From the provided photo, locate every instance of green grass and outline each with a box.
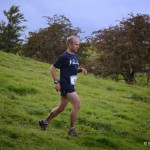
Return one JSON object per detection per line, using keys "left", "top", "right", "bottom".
{"left": 0, "top": 51, "right": 150, "bottom": 150}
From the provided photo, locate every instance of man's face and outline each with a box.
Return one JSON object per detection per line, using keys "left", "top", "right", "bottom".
{"left": 69, "top": 38, "right": 80, "bottom": 53}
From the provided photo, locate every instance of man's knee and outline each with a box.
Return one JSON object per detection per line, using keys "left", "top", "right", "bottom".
{"left": 74, "top": 101, "right": 81, "bottom": 110}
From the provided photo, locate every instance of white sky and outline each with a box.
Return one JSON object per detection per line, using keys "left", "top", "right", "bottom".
{"left": 1, "top": 0, "right": 150, "bottom": 38}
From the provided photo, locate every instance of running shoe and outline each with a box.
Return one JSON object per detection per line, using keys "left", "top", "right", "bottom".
{"left": 68, "top": 128, "right": 78, "bottom": 136}
{"left": 39, "top": 120, "right": 48, "bottom": 130}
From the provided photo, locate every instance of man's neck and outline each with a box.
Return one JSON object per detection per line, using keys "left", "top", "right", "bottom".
{"left": 67, "top": 49, "right": 75, "bottom": 55}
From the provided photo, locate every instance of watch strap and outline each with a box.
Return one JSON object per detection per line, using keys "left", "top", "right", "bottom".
{"left": 54, "top": 80, "right": 59, "bottom": 84}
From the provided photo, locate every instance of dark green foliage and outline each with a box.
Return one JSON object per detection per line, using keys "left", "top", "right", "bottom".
{"left": 78, "top": 117, "right": 112, "bottom": 131}
{"left": 131, "top": 93, "right": 150, "bottom": 103}
{"left": 81, "top": 136, "right": 120, "bottom": 149}
{"left": 106, "top": 86, "right": 114, "bottom": 91}
{"left": 115, "top": 114, "right": 130, "bottom": 120}
{"left": 0, "top": 5, "right": 26, "bottom": 53}
{"left": 8, "top": 85, "right": 38, "bottom": 96}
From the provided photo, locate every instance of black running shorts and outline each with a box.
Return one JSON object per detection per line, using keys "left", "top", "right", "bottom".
{"left": 61, "top": 85, "right": 75, "bottom": 97}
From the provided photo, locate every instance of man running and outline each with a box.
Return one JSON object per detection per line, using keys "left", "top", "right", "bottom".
{"left": 39, "top": 35, "right": 87, "bottom": 136}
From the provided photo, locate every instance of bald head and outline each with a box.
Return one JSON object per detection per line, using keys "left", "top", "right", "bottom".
{"left": 66, "top": 35, "right": 80, "bottom": 53}
{"left": 66, "top": 36, "right": 79, "bottom": 46}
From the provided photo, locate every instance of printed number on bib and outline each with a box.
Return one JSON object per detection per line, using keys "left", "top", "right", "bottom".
{"left": 70, "top": 75, "right": 77, "bottom": 85}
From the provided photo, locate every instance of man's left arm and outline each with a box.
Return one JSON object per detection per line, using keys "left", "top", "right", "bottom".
{"left": 78, "top": 67, "right": 87, "bottom": 75}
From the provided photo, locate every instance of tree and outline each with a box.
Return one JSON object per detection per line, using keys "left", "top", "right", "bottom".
{"left": 24, "top": 14, "right": 82, "bottom": 63}
{"left": 0, "top": 5, "right": 26, "bottom": 52}
{"left": 92, "top": 14, "right": 150, "bottom": 84}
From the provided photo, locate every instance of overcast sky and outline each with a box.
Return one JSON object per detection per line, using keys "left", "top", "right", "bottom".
{"left": 1, "top": 0, "right": 150, "bottom": 38}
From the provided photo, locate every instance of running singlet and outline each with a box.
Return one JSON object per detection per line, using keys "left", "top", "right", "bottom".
{"left": 53, "top": 51, "right": 79, "bottom": 86}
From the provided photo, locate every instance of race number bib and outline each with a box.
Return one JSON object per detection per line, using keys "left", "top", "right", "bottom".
{"left": 70, "top": 75, "right": 77, "bottom": 85}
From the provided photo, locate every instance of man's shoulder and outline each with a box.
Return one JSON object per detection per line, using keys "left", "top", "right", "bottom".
{"left": 59, "top": 51, "right": 78, "bottom": 59}
{"left": 59, "top": 51, "right": 69, "bottom": 58}
{"left": 61, "top": 51, "right": 68, "bottom": 56}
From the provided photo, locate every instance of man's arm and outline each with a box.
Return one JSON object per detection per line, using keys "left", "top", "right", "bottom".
{"left": 50, "top": 65, "right": 61, "bottom": 92}
{"left": 78, "top": 67, "right": 87, "bottom": 75}
{"left": 50, "top": 65, "right": 59, "bottom": 81}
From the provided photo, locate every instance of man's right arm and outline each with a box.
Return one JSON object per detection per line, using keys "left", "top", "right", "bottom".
{"left": 50, "top": 65, "right": 59, "bottom": 81}
{"left": 50, "top": 65, "right": 61, "bottom": 92}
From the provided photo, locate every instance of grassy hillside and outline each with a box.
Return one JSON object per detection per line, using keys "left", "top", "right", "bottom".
{"left": 0, "top": 51, "right": 150, "bottom": 150}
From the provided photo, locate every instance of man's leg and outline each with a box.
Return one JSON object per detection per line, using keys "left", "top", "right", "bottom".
{"left": 39, "top": 96, "right": 69, "bottom": 130}
{"left": 45, "top": 96, "right": 69, "bottom": 123}
{"left": 67, "top": 92, "right": 81, "bottom": 129}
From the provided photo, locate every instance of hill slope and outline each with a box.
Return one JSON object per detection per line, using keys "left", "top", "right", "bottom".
{"left": 0, "top": 51, "right": 150, "bottom": 150}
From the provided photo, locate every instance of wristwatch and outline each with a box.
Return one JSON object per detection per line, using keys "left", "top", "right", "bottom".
{"left": 54, "top": 80, "right": 59, "bottom": 84}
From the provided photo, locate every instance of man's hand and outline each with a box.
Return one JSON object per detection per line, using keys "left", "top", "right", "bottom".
{"left": 55, "top": 83, "right": 61, "bottom": 92}
{"left": 78, "top": 67, "right": 87, "bottom": 75}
